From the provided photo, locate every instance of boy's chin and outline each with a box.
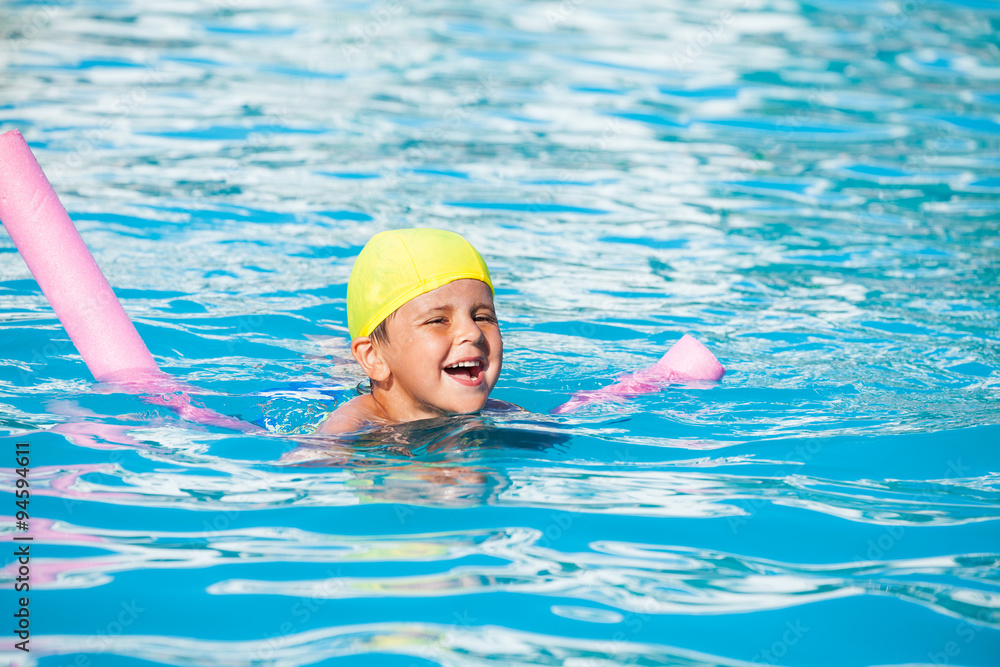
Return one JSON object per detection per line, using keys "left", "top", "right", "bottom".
{"left": 439, "top": 395, "right": 489, "bottom": 416}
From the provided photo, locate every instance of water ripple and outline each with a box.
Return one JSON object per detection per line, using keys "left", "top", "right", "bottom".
{"left": 2, "top": 0, "right": 999, "bottom": 663}
{"left": 30, "top": 623, "right": 763, "bottom": 667}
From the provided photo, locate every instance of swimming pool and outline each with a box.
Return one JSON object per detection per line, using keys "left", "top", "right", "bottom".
{"left": 1, "top": 0, "right": 999, "bottom": 664}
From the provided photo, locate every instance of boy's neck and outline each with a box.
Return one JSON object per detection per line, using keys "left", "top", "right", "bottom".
{"left": 369, "top": 384, "right": 447, "bottom": 423}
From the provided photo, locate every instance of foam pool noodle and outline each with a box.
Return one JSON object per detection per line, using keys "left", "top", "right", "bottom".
{"left": 0, "top": 130, "right": 161, "bottom": 383}
{"left": 0, "top": 129, "right": 257, "bottom": 432}
{"left": 552, "top": 334, "right": 726, "bottom": 414}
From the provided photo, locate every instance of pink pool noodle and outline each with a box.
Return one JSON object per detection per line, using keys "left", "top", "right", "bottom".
{"left": 0, "top": 129, "right": 259, "bottom": 432}
{"left": 0, "top": 129, "right": 160, "bottom": 382}
{"left": 553, "top": 334, "right": 726, "bottom": 414}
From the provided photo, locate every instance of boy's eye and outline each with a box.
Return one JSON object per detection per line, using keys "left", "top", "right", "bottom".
{"left": 474, "top": 314, "right": 497, "bottom": 323}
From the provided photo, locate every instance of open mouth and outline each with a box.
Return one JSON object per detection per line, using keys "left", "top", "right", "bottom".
{"left": 443, "top": 359, "right": 485, "bottom": 386}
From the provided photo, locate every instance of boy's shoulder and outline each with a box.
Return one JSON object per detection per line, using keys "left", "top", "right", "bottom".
{"left": 315, "top": 394, "right": 384, "bottom": 435}
{"left": 315, "top": 396, "right": 526, "bottom": 436}
{"left": 483, "top": 398, "right": 525, "bottom": 414}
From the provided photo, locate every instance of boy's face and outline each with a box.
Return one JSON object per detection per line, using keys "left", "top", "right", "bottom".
{"left": 375, "top": 279, "right": 502, "bottom": 419}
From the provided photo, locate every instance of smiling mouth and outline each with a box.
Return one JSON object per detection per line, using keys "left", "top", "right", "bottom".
{"left": 443, "top": 359, "right": 485, "bottom": 386}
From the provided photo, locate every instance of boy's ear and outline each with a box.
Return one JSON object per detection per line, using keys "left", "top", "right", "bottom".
{"left": 350, "top": 337, "right": 390, "bottom": 383}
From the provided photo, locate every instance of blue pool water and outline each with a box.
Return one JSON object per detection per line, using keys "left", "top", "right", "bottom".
{"left": 2, "top": 0, "right": 999, "bottom": 665}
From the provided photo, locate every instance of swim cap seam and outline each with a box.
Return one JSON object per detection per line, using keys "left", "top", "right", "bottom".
{"left": 400, "top": 234, "right": 422, "bottom": 289}
{"left": 359, "top": 233, "right": 421, "bottom": 338}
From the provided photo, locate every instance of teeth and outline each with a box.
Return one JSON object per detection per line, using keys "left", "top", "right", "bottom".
{"left": 446, "top": 360, "right": 480, "bottom": 369}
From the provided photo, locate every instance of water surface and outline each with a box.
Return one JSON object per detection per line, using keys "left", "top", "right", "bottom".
{"left": 1, "top": 0, "right": 999, "bottom": 665}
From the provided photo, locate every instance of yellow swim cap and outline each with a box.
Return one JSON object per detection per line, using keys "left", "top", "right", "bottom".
{"left": 347, "top": 228, "right": 493, "bottom": 339}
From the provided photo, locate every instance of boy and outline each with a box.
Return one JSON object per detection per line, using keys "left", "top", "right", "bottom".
{"left": 316, "top": 228, "right": 506, "bottom": 435}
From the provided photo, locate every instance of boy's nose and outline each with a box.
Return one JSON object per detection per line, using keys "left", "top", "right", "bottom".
{"left": 455, "top": 315, "right": 485, "bottom": 344}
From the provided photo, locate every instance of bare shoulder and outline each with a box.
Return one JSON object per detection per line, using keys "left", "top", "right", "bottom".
{"left": 483, "top": 398, "right": 528, "bottom": 414}
{"left": 315, "top": 394, "right": 384, "bottom": 435}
